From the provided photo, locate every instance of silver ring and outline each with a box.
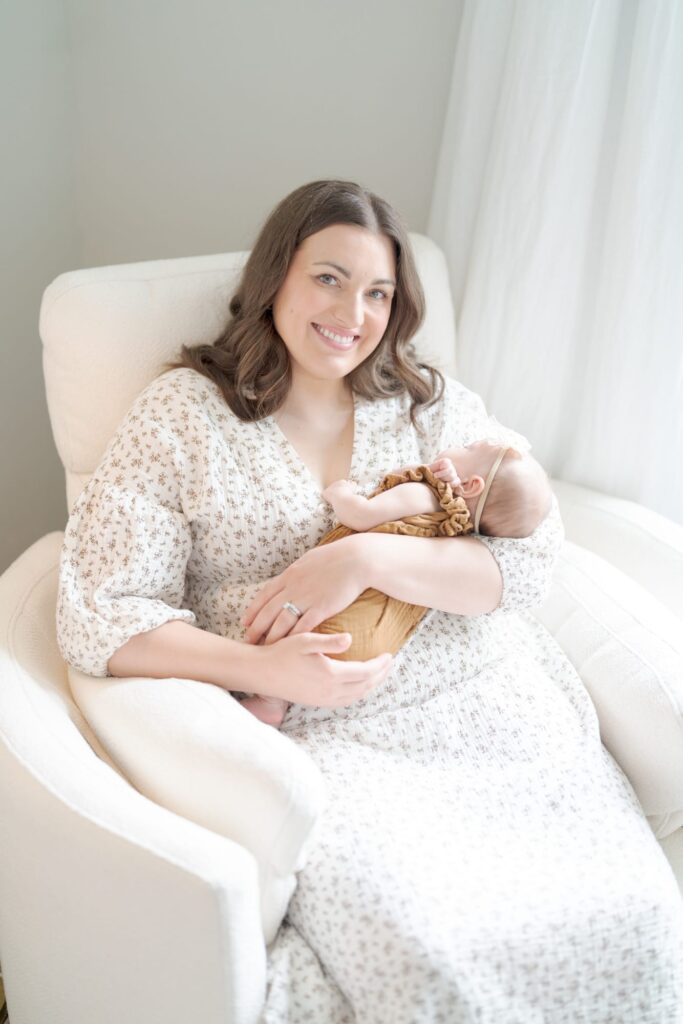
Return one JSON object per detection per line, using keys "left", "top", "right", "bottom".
{"left": 282, "top": 600, "right": 303, "bottom": 618}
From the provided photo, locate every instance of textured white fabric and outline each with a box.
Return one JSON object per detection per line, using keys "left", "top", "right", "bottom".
{"left": 265, "top": 379, "right": 683, "bottom": 1022}
{"left": 56, "top": 367, "right": 683, "bottom": 1022}
{"left": 0, "top": 534, "right": 266, "bottom": 1024}
{"left": 67, "top": 665, "right": 327, "bottom": 944}
{"left": 429, "top": 0, "right": 683, "bottom": 524}
{"left": 552, "top": 479, "right": 683, "bottom": 621}
{"left": 535, "top": 540, "right": 683, "bottom": 836}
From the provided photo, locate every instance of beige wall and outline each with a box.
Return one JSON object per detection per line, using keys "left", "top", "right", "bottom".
{"left": 1, "top": 0, "right": 462, "bottom": 572}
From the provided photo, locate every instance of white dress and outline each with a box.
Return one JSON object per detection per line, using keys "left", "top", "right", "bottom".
{"left": 57, "top": 367, "right": 683, "bottom": 1023}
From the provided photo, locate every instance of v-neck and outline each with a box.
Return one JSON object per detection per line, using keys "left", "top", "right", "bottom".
{"left": 264, "top": 390, "right": 365, "bottom": 499}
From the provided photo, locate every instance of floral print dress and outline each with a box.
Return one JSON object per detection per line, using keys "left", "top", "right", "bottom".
{"left": 57, "top": 368, "right": 683, "bottom": 1023}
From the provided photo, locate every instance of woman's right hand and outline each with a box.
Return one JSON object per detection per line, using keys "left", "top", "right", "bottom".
{"left": 252, "top": 631, "right": 393, "bottom": 708}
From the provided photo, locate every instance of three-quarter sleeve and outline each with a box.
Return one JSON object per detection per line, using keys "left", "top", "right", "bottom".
{"left": 434, "top": 377, "right": 565, "bottom": 614}
{"left": 475, "top": 496, "right": 564, "bottom": 613}
{"left": 57, "top": 379, "right": 199, "bottom": 677}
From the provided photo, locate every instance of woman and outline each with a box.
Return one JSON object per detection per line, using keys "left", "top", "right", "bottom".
{"left": 57, "top": 180, "right": 683, "bottom": 1022}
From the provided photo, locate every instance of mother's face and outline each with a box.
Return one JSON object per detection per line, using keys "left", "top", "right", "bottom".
{"left": 272, "top": 223, "right": 397, "bottom": 385}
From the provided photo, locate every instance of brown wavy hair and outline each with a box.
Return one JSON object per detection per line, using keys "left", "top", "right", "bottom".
{"left": 166, "top": 179, "right": 444, "bottom": 430}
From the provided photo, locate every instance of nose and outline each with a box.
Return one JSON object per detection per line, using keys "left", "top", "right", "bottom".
{"left": 332, "top": 290, "right": 364, "bottom": 330}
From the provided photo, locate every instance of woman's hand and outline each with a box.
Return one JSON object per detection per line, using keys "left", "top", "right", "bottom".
{"left": 252, "top": 631, "right": 393, "bottom": 707}
{"left": 243, "top": 534, "right": 368, "bottom": 645}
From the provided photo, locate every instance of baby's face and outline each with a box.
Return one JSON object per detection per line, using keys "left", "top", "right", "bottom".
{"left": 440, "top": 441, "right": 502, "bottom": 483}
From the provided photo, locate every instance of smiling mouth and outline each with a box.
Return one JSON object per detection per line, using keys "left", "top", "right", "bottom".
{"left": 312, "top": 323, "right": 360, "bottom": 348}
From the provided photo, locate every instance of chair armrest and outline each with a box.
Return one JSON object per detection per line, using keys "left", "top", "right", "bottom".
{"left": 551, "top": 478, "right": 683, "bottom": 620}
{"left": 68, "top": 665, "right": 327, "bottom": 944}
{"left": 534, "top": 540, "right": 683, "bottom": 840}
{"left": 0, "top": 534, "right": 266, "bottom": 1024}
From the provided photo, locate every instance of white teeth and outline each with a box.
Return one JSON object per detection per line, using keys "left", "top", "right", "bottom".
{"left": 315, "top": 324, "right": 357, "bottom": 346}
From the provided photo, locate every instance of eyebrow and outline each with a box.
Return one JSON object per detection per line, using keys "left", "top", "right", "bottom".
{"left": 312, "top": 261, "right": 396, "bottom": 288}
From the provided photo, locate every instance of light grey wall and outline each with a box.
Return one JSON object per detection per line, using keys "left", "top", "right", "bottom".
{"left": 67, "top": 0, "right": 463, "bottom": 265}
{"left": 1, "top": 1, "right": 80, "bottom": 573}
{"left": 1, "top": 0, "right": 462, "bottom": 572}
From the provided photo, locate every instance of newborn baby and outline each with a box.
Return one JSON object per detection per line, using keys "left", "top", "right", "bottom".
{"left": 242, "top": 439, "right": 552, "bottom": 727}
{"left": 324, "top": 440, "right": 551, "bottom": 539}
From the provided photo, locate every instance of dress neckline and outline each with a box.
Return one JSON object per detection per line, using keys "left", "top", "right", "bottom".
{"left": 264, "top": 390, "right": 365, "bottom": 499}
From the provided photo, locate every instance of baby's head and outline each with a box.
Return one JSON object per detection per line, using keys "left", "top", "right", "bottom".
{"left": 444, "top": 441, "right": 552, "bottom": 539}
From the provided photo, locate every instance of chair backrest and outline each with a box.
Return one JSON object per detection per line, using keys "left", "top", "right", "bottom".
{"left": 40, "top": 234, "right": 456, "bottom": 510}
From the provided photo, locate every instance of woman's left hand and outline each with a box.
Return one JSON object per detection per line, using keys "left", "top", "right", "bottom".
{"left": 242, "top": 534, "right": 370, "bottom": 645}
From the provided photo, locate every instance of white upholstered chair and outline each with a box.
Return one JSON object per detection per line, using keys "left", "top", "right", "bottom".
{"left": 1, "top": 235, "right": 682, "bottom": 1024}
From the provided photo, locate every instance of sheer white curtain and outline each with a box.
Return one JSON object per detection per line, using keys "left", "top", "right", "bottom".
{"left": 429, "top": 0, "right": 683, "bottom": 524}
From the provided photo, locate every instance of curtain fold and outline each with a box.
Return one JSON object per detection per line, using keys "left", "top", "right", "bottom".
{"left": 429, "top": 0, "right": 682, "bottom": 523}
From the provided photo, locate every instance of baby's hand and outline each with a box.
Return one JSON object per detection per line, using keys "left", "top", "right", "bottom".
{"left": 429, "top": 456, "right": 461, "bottom": 487}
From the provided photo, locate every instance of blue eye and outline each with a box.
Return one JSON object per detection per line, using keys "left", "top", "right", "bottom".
{"left": 369, "top": 288, "right": 389, "bottom": 301}
{"left": 317, "top": 273, "right": 337, "bottom": 285}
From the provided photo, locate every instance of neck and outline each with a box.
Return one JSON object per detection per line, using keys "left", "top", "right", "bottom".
{"left": 278, "top": 373, "right": 353, "bottom": 423}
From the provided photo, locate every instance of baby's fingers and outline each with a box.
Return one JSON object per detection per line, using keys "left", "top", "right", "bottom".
{"left": 431, "top": 458, "right": 460, "bottom": 485}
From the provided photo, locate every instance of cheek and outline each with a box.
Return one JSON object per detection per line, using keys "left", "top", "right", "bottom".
{"left": 282, "top": 286, "right": 320, "bottom": 324}
{"left": 374, "top": 306, "right": 392, "bottom": 337}
{"left": 273, "top": 286, "right": 303, "bottom": 329}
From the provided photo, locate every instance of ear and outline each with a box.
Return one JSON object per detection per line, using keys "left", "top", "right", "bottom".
{"left": 456, "top": 475, "right": 485, "bottom": 499}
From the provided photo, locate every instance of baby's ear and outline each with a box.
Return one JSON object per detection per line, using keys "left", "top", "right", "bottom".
{"left": 458, "top": 475, "right": 485, "bottom": 498}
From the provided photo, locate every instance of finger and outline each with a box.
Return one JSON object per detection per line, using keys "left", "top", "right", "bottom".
{"left": 333, "top": 660, "right": 394, "bottom": 706}
{"left": 242, "top": 576, "right": 284, "bottom": 628}
{"left": 287, "top": 612, "right": 328, "bottom": 638}
{"left": 262, "top": 606, "right": 305, "bottom": 646}
{"left": 289, "top": 607, "right": 332, "bottom": 636}
{"left": 360, "top": 659, "right": 394, "bottom": 692}
{"left": 299, "top": 631, "right": 352, "bottom": 652}
{"left": 245, "top": 592, "right": 290, "bottom": 643}
{"left": 325, "top": 651, "right": 393, "bottom": 683}
{"left": 434, "top": 465, "right": 459, "bottom": 481}
{"left": 347, "top": 655, "right": 393, "bottom": 686}
{"left": 243, "top": 595, "right": 277, "bottom": 631}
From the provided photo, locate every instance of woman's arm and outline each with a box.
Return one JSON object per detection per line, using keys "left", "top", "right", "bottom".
{"left": 357, "top": 493, "right": 564, "bottom": 618}
{"left": 243, "top": 530, "right": 503, "bottom": 646}
{"left": 108, "top": 618, "right": 392, "bottom": 708}
{"left": 107, "top": 620, "right": 254, "bottom": 688}
{"left": 357, "top": 533, "right": 503, "bottom": 616}
{"left": 244, "top": 496, "right": 564, "bottom": 643}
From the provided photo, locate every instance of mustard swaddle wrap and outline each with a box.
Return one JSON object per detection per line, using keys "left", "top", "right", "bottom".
{"left": 314, "top": 465, "right": 473, "bottom": 660}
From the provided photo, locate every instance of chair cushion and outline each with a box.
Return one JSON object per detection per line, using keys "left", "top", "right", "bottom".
{"left": 534, "top": 540, "right": 683, "bottom": 838}
{"left": 68, "top": 666, "right": 327, "bottom": 943}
